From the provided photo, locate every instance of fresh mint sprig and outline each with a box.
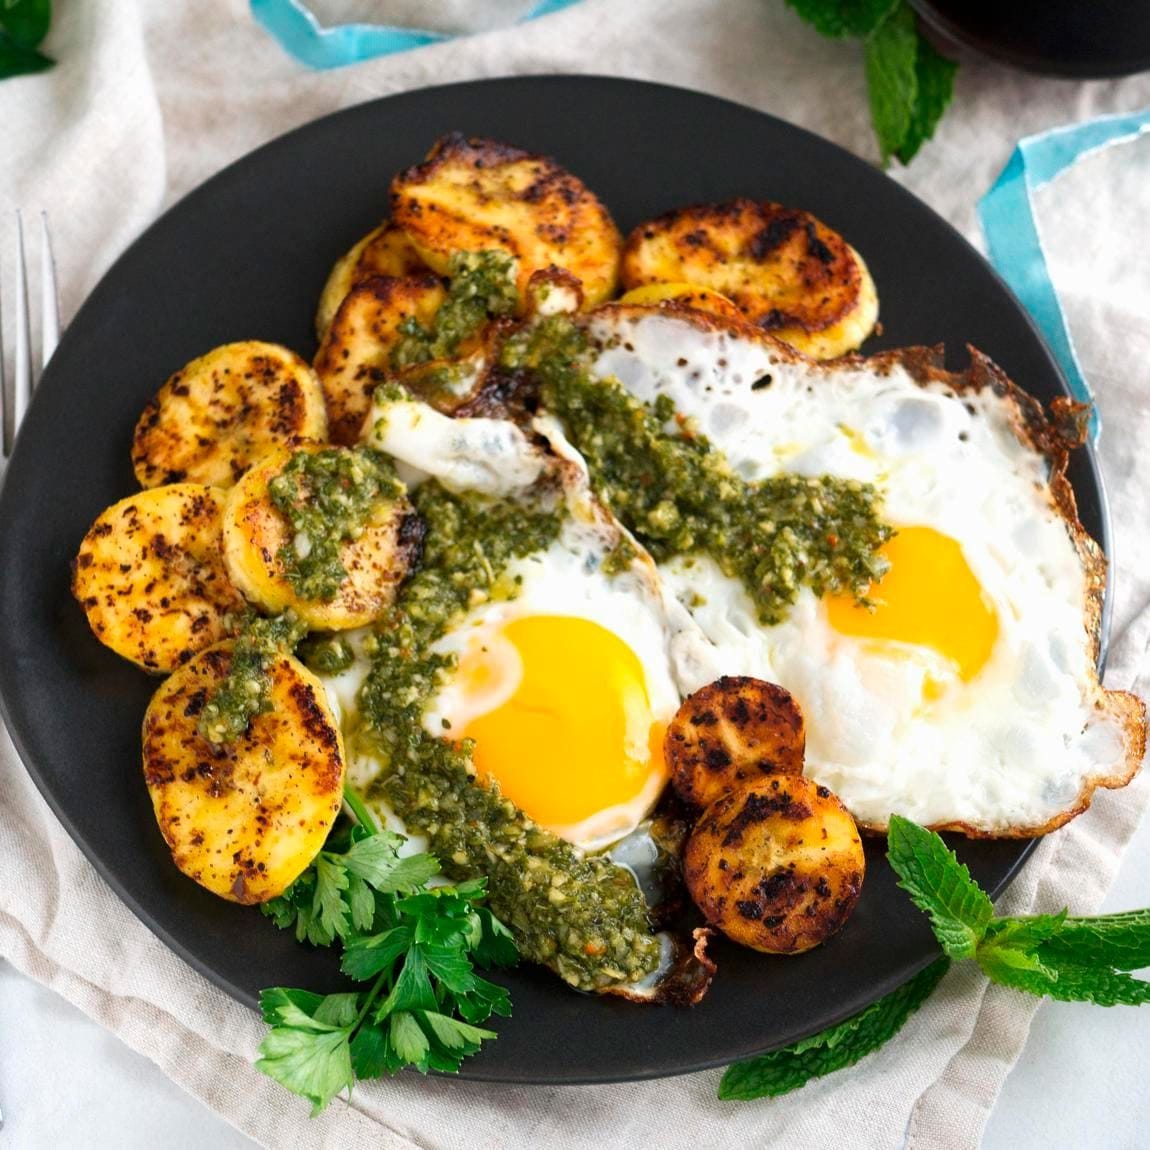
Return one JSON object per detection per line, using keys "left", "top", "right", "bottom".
{"left": 0, "top": 0, "right": 54, "bottom": 80}
{"left": 722, "top": 815, "right": 1150, "bottom": 1101}
{"left": 888, "top": 815, "right": 1150, "bottom": 1007}
{"left": 719, "top": 955, "right": 950, "bottom": 1100}
{"left": 256, "top": 789, "right": 518, "bottom": 1113}
{"left": 786, "top": 0, "right": 958, "bottom": 166}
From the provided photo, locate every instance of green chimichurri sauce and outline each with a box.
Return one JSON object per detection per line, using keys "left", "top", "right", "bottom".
{"left": 358, "top": 481, "right": 664, "bottom": 990}
{"left": 297, "top": 633, "right": 356, "bottom": 676}
{"left": 502, "top": 316, "right": 892, "bottom": 624}
{"left": 268, "top": 446, "right": 404, "bottom": 603}
{"left": 196, "top": 611, "right": 307, "bottom": 744}
{"left": 391, "top": 250, "right": 519, "bottom": 370}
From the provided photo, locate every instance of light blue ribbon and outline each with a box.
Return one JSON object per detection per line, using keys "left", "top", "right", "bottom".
{"left": 978, "top": 108, "right": 1150, "bottom": 444}
{"left": 250, "top": 0, "right": 583, "bottom": 69}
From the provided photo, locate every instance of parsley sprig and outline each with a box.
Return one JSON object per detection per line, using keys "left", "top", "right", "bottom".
{"left": 256, "top": 789, "right": 518, "bottom": 1113}
{"left": 786, "top": 0, "right": 958, "bottom": 166}
{"left": 722, "top": 815, "right": 1150, "bottom": 1100}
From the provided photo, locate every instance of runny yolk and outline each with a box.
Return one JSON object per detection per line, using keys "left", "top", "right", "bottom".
{"left": 825, "top": 526, "right": 999, "bottom": 682}
{"left": 458, "top": 615, "right": 666, "bottom": 829}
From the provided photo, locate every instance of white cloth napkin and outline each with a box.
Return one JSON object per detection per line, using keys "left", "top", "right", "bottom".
{"left": 2, "top": 2, "right": 1149, "bottom": 1146}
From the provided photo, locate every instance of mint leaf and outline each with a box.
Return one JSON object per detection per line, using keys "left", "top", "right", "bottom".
{"left": 719, "top": 957, "right": 949, "bottom": 1100}
{"left": 982, "top": 951, "right": 1150, "bottom": 1007}
{"left": 0, "top": 36, "right": 50, "bottom": 77}
{"left": 1038, "top": 909, "right": 1150, "bottom": 971}
{"left": 864, "top": 2, "right": 919, "bottom": 166}
{"left": 886, "top": 815, "right": 994, "bottom": 959}
{"left": 785, "top": 0, "right": 898, "bottom": 38}
{"left": 0, "top": 0, "right": 50, "bottom": 47}
{"left": 896, "top": 32, "right": 957, "bottom": 164}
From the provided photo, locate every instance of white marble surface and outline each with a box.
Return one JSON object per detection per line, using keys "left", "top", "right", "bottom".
{"left": 2, "top": 808, "right": 1147, "bottom": 1149}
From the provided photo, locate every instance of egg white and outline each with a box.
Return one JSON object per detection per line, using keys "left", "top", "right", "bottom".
{"left": 586, "top": 308, "right": 1133, "bottom": 833}
{"left": 322, "top": 394, "right": 701, "bottom": 854}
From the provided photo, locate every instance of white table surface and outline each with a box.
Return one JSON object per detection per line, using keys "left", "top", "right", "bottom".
{"left": 2, "top": 811, "right": 1147, "bottom": 1149}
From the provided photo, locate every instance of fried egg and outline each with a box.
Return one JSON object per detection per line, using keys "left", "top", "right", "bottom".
{"left": 584, "top": 306, "right": 1144, "bottom": 835}
{"left": 349, "top": 395, "right": 690, "bottom": 852}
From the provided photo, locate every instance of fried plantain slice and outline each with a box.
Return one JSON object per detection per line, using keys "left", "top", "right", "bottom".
{"left": 683, "top": 775, "right": 865, "bottom": 954}
{"left": 620, "top": 199, "right": 878, "bottom": 359}
{"left": 619, "top": 282, "right": 745, "bottom": 323}
{"left": 315, "top": 220, "right": 428, "bottom": 340}
{"left": 142, "top": 643, "right": 345, "bottom": 904}
{"left": 313, "top": 273, "right": 447, "bottom": 445}
{"left": 666, "top": 676, "right": 806, "bottom": 810}
{"left": 72, "top": 484, "right": 245, "bottom": 673}
{"left": 391, "top": 133, "right": 622, "bottom": 307}
{"left": 132, "top": 342, "right": 329, "bottom": 489}
{"left": 221, "top": 444, "right": 419, "bottom": 630}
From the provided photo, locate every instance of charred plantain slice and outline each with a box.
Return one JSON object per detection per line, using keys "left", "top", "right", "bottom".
{"left": 621, "top": 199, "right": 878, "bottom": 359}
{"left": 132, "top": 342, "right": 328, "bottom": 489}
{"left": 683, "top": 775, "right": 865, "bottom": 955}
{"left": 315, "top": 220, "right": 429, "bottom": 340}
{"left": 666, "top": 676, "right": 806, "bottom": 810}
{"left": 313, "top": 274, "right": 447, "bottom": 445}
{"left": 391, "top": 133, "right": 622, "bottom": 308}
{"left": 73, "top": 483, "right": 245, "bottom": 673}
{"left": 142, "top": 643, "right": 345, "bottom": 904}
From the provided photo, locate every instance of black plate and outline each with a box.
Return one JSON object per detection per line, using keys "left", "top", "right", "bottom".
{"left": 0, "top": 76, "right": 1111, "bottom": 1085}
{"left": 913, "top": 0, "right": 1150, "bottom": 79}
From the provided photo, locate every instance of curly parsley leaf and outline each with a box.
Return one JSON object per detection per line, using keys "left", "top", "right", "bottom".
{"left": 719, "top": 957, "right": 950, "bottom": 1100}
{"left": 787, "top": 0, "right": 957, "bottom": 166}
{"left": 256, "top": 789, "right": 518, "bottom": 1112}
{"left": 886, "top": 814, "right": 994, "bottom": 959}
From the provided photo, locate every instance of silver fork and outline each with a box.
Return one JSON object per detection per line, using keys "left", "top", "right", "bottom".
{"left": 2, "top": 210, "right": 61, "bottom": 459}
{"left": 0, "top": 210, "right": 59, "bottom": 1130}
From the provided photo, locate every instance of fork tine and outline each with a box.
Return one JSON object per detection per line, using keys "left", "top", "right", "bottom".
{"left": 40, "top": 211, "right": 59, "bottom": 370}
{"left": 13, "top": 211, "right": 32, "bottom": 438}
{"left": 0, "top": 249, "right": 7, "bottom": 457}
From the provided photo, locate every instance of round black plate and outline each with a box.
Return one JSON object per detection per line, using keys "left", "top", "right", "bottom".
{"left": 0, "top": 76, "right": 1110, "bottom": 1085}
{"left": 913, "top": 0, "right": 1150, "bottom": 79}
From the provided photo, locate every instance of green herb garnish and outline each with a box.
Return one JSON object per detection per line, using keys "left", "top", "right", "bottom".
{"left": 196, "top": 611, "right": 307, "bottom": 744}
{"left": 786, "top": 0, "right": 958, "bottom": 166}
{"left": 1, "top": 0, "right": 54, "bottom": 80}
{"left": 268, "top": 446, "right": 404, "bottom": 603}
{"left": 257, "top": 794, "right": 517, "bottom": 1114}
{"left": 719, "top": 956, "right": 950, "bottom": 1100}
{"left": 391, "top": 249, "right": 519, "bottom": 369}
{"left": 508, "top": 315, "right": 893, "bottom": 625}
{"left": 722, "top": 817, "right": 1150, "bottom": 1100}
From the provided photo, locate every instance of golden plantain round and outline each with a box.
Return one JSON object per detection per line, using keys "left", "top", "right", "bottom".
{"left": 72, "top": 483, "right": 245, "bottom": 673}
{"left": 142, "top": 643, "right": 345, "bottom": 904}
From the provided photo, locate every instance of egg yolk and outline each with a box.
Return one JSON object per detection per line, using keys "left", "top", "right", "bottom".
{"left": 825, "top": 526, "right": 999, "bottom": 682}
{"left": 457, "top": 615, "right": 666, "bottom": 829}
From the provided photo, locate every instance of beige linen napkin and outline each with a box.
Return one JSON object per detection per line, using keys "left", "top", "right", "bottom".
{"left": 2, "top": 2, "right": 1149, "bottom": 1146}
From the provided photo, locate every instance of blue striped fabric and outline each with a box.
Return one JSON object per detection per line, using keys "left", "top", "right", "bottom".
{"left": 979, "top": 109, "right": 1150, "bottom": 445}
{"left": 250, "top": 0, "right": 584, "bottom": 69}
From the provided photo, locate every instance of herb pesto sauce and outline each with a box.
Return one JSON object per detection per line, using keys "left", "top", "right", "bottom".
{"left": 391, "top": 250, "right": 519, "bottom": 370}
{"left": 359, "top": 482, "right": 664, "bottom": 990}
{"left": 502, "top": 316, "right": 892, "bottom": 624}
{"left": 197, "top": 612, "right": 308, "bottom": 744}
{"left": 268, "top": 447, "right": 404, "bottom": 603}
